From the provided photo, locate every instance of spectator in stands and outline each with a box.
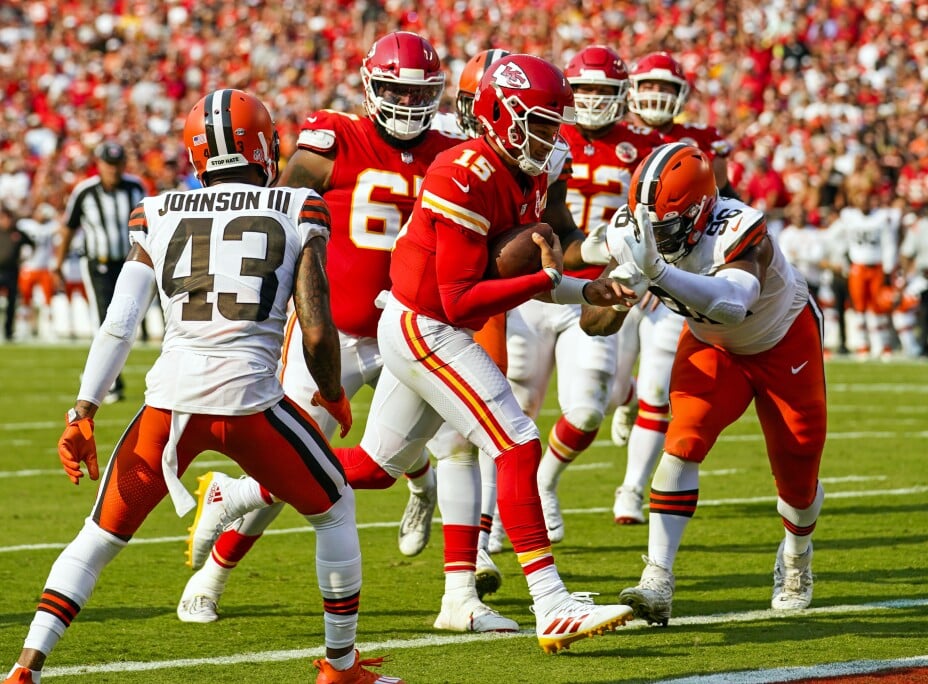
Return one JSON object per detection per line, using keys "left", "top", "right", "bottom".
{"left": 0, "top": 206, "right": 33, "bottom": 342}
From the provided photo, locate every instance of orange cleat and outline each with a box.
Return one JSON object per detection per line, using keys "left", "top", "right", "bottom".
{"left": 313, "top": 651, "right": 405, "bottom": 684}
{"left": 3, "top": 667, "right": 35, "bottom": 684}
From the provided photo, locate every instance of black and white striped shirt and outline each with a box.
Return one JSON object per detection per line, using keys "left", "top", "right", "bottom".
{"left": 64, "top": 174, "right": 147, "bottom": 263}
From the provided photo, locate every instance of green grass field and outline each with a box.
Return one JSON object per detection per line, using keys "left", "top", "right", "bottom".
{"left": 1, "top": 344, "right": 927, "bottom": 683}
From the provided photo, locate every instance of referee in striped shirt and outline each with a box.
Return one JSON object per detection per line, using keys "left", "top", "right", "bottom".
{"left": 53, "top": 142, "right": 147, "bottom": 403}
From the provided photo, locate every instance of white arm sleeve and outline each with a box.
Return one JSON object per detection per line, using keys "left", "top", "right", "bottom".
{"left": 76, "top": 260, "right": 157, "bottom": 405}
{"left": 550, "top": 275, "right": 591, "bottom": 304}
{"left": 652, "top": 266, "right": 761, "bottom": 325}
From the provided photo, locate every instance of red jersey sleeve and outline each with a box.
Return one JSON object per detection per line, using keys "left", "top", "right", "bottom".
{"left": 422, "top": 166, "right": 551, "bottom": 328}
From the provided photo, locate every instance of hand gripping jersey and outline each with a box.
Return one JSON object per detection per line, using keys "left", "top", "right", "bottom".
{"left": 129, "top": 184, "right": 330, "bottom": 413}
{"left": 390, "top": 136, "right": 549, "bottom": 331}
{"left": 607, "top": 197, "right": 809, "bottom": 355}
{"left": 295, "top": 110, "right": 461, "bottom": 338}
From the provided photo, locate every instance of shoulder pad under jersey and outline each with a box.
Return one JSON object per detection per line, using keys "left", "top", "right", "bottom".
{"left": 298, "top": 128, "right": 336, "bottom": 152}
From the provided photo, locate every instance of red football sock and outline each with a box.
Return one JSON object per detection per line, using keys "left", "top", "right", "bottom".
{"left": 442, "top": 523, "right": 479, "bottom": 573}
{"left": 547, "top": 416, "right": 597, "bottom": 462}
{"left": 213, "top": 529, "right": 261, "bottom": 568}
{"left": 495, "top": 441, "right": 550, "bottom": 559}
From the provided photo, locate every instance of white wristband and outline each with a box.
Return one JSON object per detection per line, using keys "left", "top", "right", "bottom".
{"left": 543, "top": 267, "right": 563, "bottom": 288}
{"left": 550, "top": 275, "right": 590, "bottom": 304}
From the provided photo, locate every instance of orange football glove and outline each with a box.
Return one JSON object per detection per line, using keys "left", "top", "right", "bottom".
{"left": 311, "top": 388, "right": 353, "bottom": 438}
{"left": 58, "top": 412, "right": 99, "bottom": 485}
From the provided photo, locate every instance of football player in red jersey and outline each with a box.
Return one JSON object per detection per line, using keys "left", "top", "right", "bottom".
{"left": 333, "top": 54, "right": 636, "bottom": 653}
{"left": 627, "top": 51, "right": 739, "bottom": 199}
{"left": 3, "top": 89, "right": 405, "bottom": 684}
{"left": 500, "top": 45, "right": 665, "bottom": 544}
{"left": 429, "top": 47, "right": 606, "bottom": 597}
{"left": 582, "top": 143, "right": 826, "bottom": 626}
{"left": 176, "top": 31, "right": 463, "bottom": 624}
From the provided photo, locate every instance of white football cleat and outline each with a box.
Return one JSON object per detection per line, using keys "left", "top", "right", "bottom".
{"left": 613, "top": 486, "right": 646, "bottom": 525}
{"left": 176, "top": 594, "right": 219, "bottom": 623}
{"left": 185, "top": 472, "right": 247, "bottom": 570}
{"left": 433, "top": 593, "right": 519, "bottom": 633}
{"left": 475, "top": 548, "right": 502, "bottom": 599}
{"left": 619, "top": 556, "right": 675, "bottom": 626}
{"left": 539, "top": 486, "right": 565, "bottom": 544}
{"left": 771, "top": 540, "right": 814, "bottom": 610}
{"left": 534, "top": 592, "right": 633, "bottom": 653}
{"left": 397, "top": 469, "right": 437, "bottom": 557}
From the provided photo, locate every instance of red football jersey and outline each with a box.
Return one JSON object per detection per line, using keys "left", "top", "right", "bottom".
{"left": 561, "top": 121, "right": 663, "bottom": 279}
{"left": 390, "top": 137, "right": 552, "bottom": 331}
{"left": 295, "top": 111, "right": 460, "bottom": 337}
{"left": 660, "top": 121, "right": 733, "bottom": 159}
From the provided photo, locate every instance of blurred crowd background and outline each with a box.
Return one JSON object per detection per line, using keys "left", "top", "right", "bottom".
{"left": 1, "top": 0, "right": 927, "bottom": 348}
{"left": 2, "top": 0, "right": 927, "bottom": 218}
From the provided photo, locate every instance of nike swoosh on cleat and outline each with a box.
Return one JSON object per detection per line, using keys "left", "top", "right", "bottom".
{"left": 791, "top": 361, "right": 809, "bottom": 374}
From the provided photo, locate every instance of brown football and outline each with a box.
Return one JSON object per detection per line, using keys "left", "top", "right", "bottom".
{"left": 485, "top": 222, "right": 556, "bottom": 279}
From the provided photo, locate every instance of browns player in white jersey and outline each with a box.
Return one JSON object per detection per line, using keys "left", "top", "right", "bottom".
{"left": 175, "top": 32, "right": 470, "bottom": 628}
{"left": 331, "top": 53, "right": 636, "bottom": 653}
{"left": 502, "top": 45, "right": 664, "bottom": 544}
{"left": 825, "top": 191, "right": 902, "bottom": 358}
{"left": 605, "top": 51, "right": 742, "bottom": 526}
{"left": 2, "top": 89, "right": 407, "bottom": 684}
{"left": 582, "top": 142, "right": 827, "bottom": 626}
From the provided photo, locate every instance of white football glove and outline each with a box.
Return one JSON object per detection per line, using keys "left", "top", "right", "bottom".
{"left": 610, "top": 262, "right": 650, "bottom": 299}
{"left": 580, "top": 221, "right": 611, "bottom": 265}
{"left": 608, "top": 261, "right": 649, "bottom": 312}
{"left": 625, "top": 204, "right": 667, "bottom": 280}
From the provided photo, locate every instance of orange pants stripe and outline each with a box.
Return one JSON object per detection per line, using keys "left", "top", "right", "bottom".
{"left": 91, "top": 397, "right": 346, "bottom": 538}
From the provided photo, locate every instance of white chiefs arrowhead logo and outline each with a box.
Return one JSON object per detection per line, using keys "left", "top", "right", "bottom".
{"left": 490, "top": 62, "right": 530, "bottom": 89}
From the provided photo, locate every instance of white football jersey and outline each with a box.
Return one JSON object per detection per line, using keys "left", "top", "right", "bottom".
{"left": 130, "top": 184, "right": 330, "bottom": 414}
{"left": 829, "top": 206, "right": 900, "bottom": 270}
{"left": 17, "top": 217, "right": 57, "bottom": 270}
{"left": 607, "top": 197, "right": 810, "bottom": 355}
{"left": 777, "top": 224, "right": 826, "bottom": 287}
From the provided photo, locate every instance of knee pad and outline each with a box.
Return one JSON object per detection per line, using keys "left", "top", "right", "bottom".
{"left": 562, "top": 405, "right": 605, "bottom": 433}
{"left": 664, "top": 432, "right": 710, "bottom": 463}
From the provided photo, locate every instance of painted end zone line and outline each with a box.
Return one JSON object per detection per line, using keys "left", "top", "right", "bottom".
{"left": 40, "top": 598, "right": 928, "bottom": 678}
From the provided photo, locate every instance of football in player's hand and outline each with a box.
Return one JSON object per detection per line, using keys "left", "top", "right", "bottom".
{"left": 486, "top": 222, "right": 555, "bottom": 279}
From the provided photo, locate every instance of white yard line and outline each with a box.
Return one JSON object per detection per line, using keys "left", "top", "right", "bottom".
{"left": 34, "top": 598, "right": 928, "bottom": 678}
{"left": 2, "top": 484, "right": 927, "bottom": 554}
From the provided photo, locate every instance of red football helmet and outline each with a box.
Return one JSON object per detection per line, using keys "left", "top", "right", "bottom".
{"left": 627, "top": 52, "right": 690, "bottom": 127}
{"left": 184, "top": 89, "right": 279, "bottom": 186}
{"left": 628, "top": 142, "right": 717, "bottom": 262}
{"left": 456, "top": 48, "right": 511, "bottom": 138}
{"left": 361, "top": 31, "right": 446, "bottom": 141}
{"left": 564, "top": 45, "right": 629, "bottom": 129}
{"left": 473, "top": 54, "right": 576, "bottom": 177}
